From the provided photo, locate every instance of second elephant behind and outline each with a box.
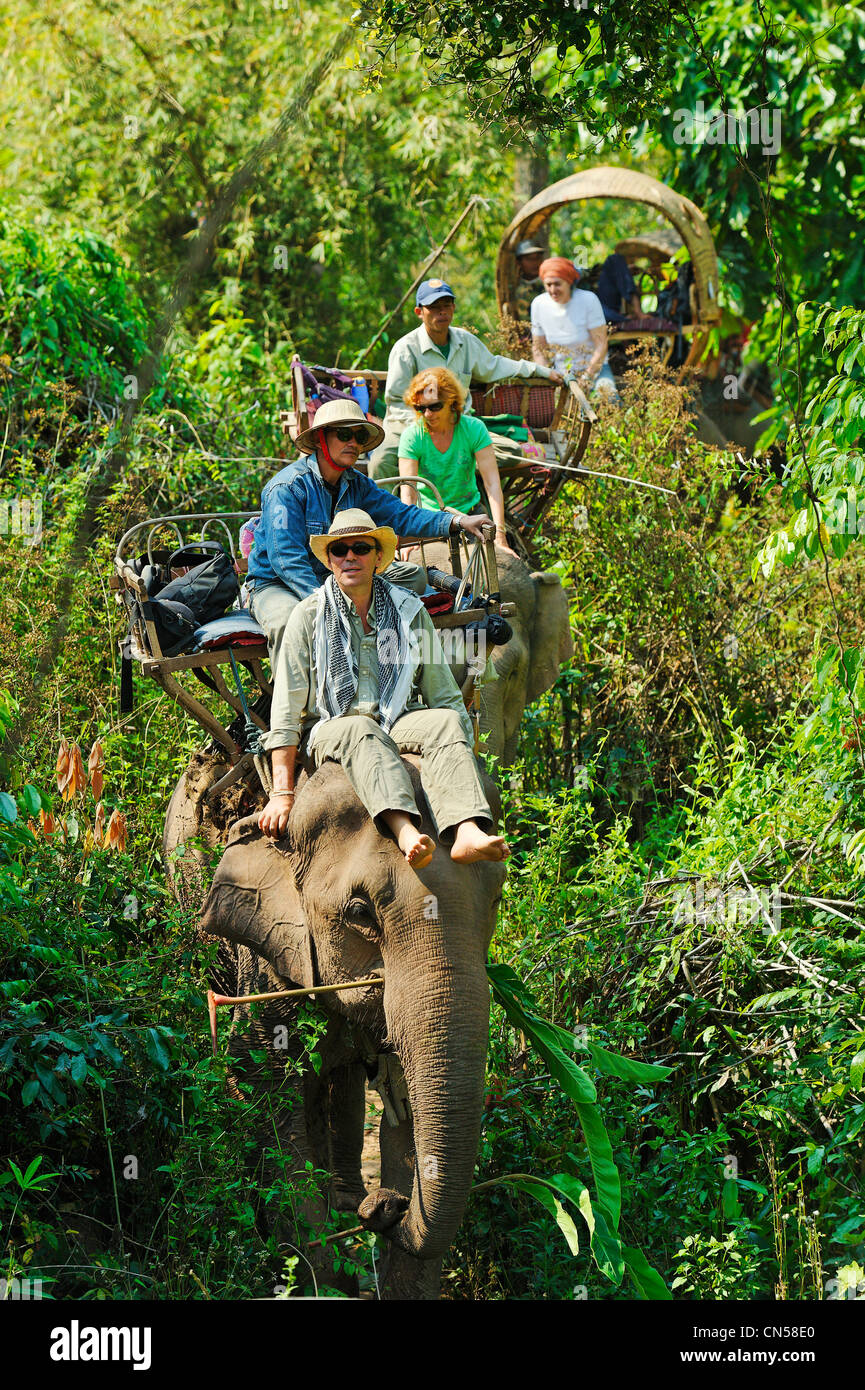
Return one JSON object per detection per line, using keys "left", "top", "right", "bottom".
{"left": 420, "top": 541, "right": 573, "bottom": 764}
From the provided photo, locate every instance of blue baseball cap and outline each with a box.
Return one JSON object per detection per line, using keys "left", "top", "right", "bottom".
{"left": 416, "top": 278, "right": 455, "bottom": 307}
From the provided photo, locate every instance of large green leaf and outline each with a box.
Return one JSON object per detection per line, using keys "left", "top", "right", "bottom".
{"left": 586, "top": 1041, "right": 672, "bottom": 1083}
{"left": 584, "top": 1196, "right": 625, "bottom": 1286}
{"left": 622, "top": 1245, "right": 672, "bottom": 1301}
{"left": 511, "top": 1178, "right": 581, "bottom": 1257}
{"left": 575, "top": 1098, "right": 622, "bottom": 1230}
{"left": 487, "top": 963, "right": 597, "bottom": 1103}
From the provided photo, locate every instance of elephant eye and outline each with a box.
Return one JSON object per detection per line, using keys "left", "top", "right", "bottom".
{"left": 344, "top": 896, "right": 379, "bottom": 936}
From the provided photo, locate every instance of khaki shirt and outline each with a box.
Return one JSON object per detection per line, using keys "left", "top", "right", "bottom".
{"left": 265, "top": 589, "right": 474, "bottom": 749}
{"left": 383, "top": 323, "right": 554, "bottom": 431}
{"left": 514, "top": 275, "right": 544, "bottom": 320}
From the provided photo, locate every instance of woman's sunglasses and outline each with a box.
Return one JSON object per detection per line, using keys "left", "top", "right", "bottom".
{"left": 332, "top": 427, "right": 369, "bottom": 443}
{"left": 327, "top": 540, "right": 376, "bottom": 558}
{"left": 417, "top": 402, "right": 445, "bottom": 413}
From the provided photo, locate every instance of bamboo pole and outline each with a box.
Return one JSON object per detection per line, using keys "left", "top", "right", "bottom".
{"left": 350, "top": 194, "right": 488, "bottom": 369}
{"left": 207, "top": 978, "right": 384, "bottom": 1055}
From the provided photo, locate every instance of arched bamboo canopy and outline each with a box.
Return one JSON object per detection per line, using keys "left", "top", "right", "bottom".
{"left": 614, "top": 230, "right": 683, "bottom": 266}
{"left": 497, "top": 166, "right": 721, "bottom": 327}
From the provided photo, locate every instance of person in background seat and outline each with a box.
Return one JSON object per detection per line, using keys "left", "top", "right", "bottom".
{"left": 369, "top": 278, "right": 561, "bottom": 479}
{"left": 398, "top": 367, "right": 518, "bottom": 558}
{"left": 530, "top": 257, "right": 620, "bottom": 403}
{"left": 512, "top": 238, "right": 547, "bottom": 320}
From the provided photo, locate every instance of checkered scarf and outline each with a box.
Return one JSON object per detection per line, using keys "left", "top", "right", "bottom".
{"left": 311, "top": 574, "right": 417, "bottom": 735}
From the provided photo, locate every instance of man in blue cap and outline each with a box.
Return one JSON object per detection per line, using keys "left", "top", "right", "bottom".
{"left": 369, "top": 278, "right": 561, "bottom": 478}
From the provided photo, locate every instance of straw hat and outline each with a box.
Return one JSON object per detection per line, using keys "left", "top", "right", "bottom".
{"left": 308, "top": 508, "right": 397, "bottom": 571}
{"left": 295, "top": 398, "right": 385, "bottom": 455}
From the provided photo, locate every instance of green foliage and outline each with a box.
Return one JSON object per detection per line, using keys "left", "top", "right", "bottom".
{"left": 0, "top": 212, "right": 152, "bottom": 413}
{"left": 365, "top": 0, "right": 684, "bottom": 134}
{"left": 1, "top": 0, "right": 863, "bottom": 1302}
{"left": 486, "top": 962, "right": 671, "bottom": 1296}
{"left": 1, "top": 1, "right": 508, "bottom": 362}
{"left": 672, "top": 1230, "right": 764, "bottom": 1299}
{"left": 756, "top": 305, "right": 865, "bottom": 575}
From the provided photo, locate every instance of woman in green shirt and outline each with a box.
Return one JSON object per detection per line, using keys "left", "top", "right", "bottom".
{"left": 398, "top": 367, "right": 518, "bottom": 556}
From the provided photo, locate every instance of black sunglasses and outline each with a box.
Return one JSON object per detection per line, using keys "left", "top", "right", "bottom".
{"left": 332, "top": 427, "right": 369, "bottom": 443}
{"left": 327, "top": 540, "right": 376, "bottom": 558}
{"left": 417, "top": 401, "right": 445, "bottom": 413}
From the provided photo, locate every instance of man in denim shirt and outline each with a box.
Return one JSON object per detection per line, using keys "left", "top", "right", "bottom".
{"left": 247, "top": 398, "right": 491, "bottom": 671}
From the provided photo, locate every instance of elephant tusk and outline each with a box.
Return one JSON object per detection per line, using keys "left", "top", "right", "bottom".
{"left": 206, "top": 978, "right": 384, "bottom": 1057}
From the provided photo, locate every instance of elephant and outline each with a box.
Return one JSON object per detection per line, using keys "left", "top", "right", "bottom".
{"left": 413, "top": 539, "right": 573, "bottom": 765}
{"left": 694, "top": 375, "right": 771, "bottom": 455}
{"left": 161, "top": 548, "right": 571, "bottom": 1297}
{"left": 184, "top": 756, "right": 505, "bottom": 1299}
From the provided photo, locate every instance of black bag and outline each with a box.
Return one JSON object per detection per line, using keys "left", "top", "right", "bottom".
{"left": 127, "top": 542, "right": 240, "bottom": 669}
{"left": 155, "top": 542, "right": 240, "bottom": 625}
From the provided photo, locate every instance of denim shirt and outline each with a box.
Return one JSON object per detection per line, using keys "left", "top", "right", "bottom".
{"left": 246, "top": 454, "right": 454, "bottom": 599}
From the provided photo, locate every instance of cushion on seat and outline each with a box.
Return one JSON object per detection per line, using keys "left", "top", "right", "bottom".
{"left": 193, "top": 609, "right": 266, "bottom": 650}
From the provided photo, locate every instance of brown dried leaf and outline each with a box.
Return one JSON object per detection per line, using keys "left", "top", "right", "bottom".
{"left": 71, "top": 744, "right": 86, "bottom": 798}
{"left": 56, "top": 738, "right": 71, "bottom": 793}
{"left": 88, "top": 741, "right": 105, "bottom": 800}
{"left": 39, "top": 808, "right": 56, "bottom": 837}
{"left": 106, "top": 809, "right": 128, "bottom": 853}
{"left": 94, "top": 801, "right": 106, "bottom": 847}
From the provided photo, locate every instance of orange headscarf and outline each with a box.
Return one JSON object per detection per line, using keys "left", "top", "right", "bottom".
{"left": 539, "top": 257, "right": 579, "bottom": 285}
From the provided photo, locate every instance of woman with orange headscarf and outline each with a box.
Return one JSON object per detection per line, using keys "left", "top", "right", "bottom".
{"left": 398, "top": 367, "right": 518, "bottom": 557}
{"left": 530, "top": 257, "right": 619, "bottom": 400}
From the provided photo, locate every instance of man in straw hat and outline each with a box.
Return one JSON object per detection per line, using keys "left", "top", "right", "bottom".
{"left": 247, "top": 396, "right": 492, "bottom": 674}
{"left": 258, "top": 508, "right": 509, "bottom": 870}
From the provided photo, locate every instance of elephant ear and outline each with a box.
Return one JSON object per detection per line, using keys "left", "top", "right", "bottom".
{"left": 199, "top": 814, "right": 315, "bottom": 989}
{"left": 525, "top": 570, "right": 574, "bottom": 705}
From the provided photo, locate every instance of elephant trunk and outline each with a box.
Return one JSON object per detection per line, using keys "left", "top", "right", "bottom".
{"left": 382, "top": 914, "right": 490, "bottom": 1261}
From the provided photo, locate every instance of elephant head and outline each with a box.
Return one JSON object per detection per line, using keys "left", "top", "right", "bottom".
{"left": 199, "top": 755, "right": 506, "bottom": 1265}
{"left": 483, "top": 552, "right": 573, "bottom": 763}
{"left": 419, "top": 542, "right": 573, "bottom": 765}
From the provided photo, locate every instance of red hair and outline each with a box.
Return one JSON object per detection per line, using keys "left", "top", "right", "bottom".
{"left": 405, "top": 367, "right": 466, "bottom": 420}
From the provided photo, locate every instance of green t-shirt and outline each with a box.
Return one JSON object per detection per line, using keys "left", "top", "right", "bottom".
{"left": 398, "top": 414, "right": 492, "bottom": 512}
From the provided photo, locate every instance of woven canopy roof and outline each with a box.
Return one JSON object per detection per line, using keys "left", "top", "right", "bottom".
{"left": 497, "top": 166, "right": 721, "bottom": 325}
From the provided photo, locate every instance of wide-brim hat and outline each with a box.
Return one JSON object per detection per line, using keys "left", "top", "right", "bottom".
{"left": 295, "top": 397, "right": 385, "bottom": 455}
{"left": 309, "top": 508, "right": 398, "bottom": 571}
{"left": 515, "top": 238, "right": 545, "bottom": 257}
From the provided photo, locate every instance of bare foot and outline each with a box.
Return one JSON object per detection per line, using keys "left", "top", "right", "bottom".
{"left": 451, "top": 821, "right": 510, "bottom": 864}
{"left": 397, "top": 823, "right": 435, "bottom": 870}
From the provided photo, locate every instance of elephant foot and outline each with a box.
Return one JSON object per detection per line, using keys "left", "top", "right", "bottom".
{"left": 357, "top": 1187, "right": 409, "bottom": 1232}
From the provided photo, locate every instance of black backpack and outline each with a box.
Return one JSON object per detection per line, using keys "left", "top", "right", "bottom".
{"left": 120, "top": 542, "right": 241, "bottom": 710}
{"left": 151, "top": 542, "right": 240, "bottom": 628}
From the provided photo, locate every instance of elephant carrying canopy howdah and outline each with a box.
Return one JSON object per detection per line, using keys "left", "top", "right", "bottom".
{"left": 163, "top": 545, "right": 572, "bottom": 1299}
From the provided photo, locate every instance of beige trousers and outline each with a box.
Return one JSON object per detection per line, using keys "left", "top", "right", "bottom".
{"left": 311, "top": 708, "right": 492, "bottom": 839}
